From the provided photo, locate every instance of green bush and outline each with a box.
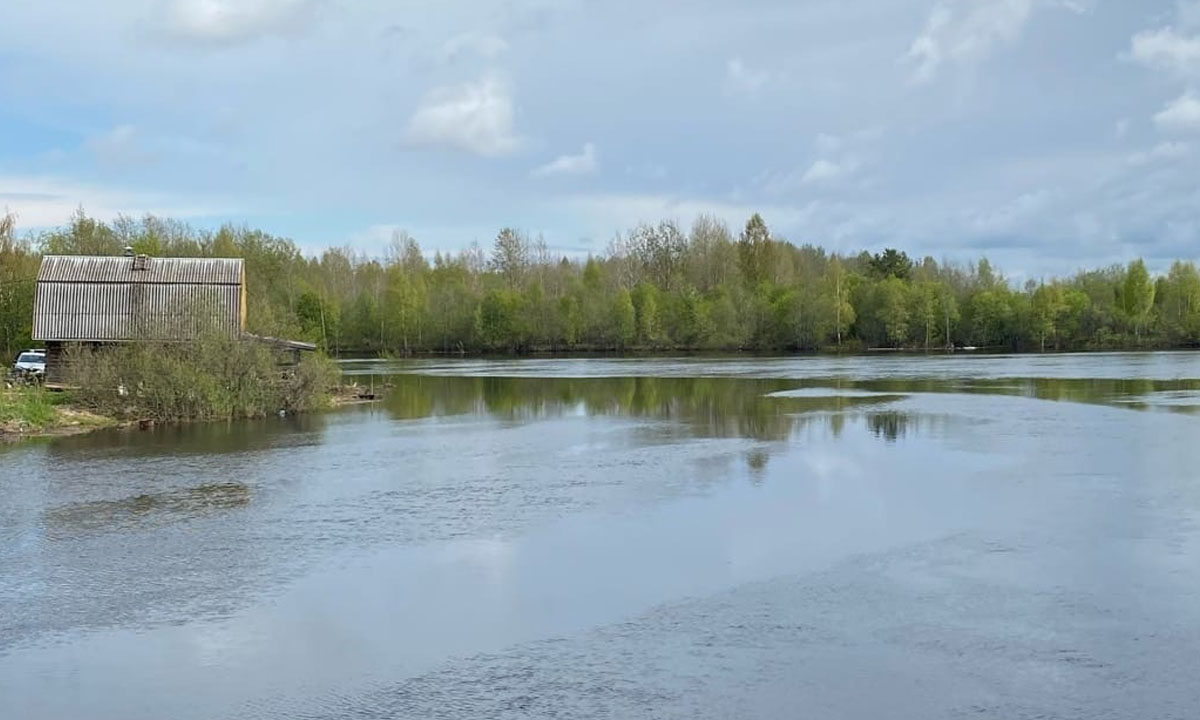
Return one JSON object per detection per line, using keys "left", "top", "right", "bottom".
{"left": 67, "top": 335, "right": 336, "bottom": 422}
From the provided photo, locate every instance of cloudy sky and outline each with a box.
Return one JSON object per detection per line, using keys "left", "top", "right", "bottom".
{"left": 2, "top": 0, "right": 1199, "bottom": 278}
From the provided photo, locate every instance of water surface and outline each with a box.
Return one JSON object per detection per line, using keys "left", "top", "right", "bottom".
{"left": 2, "top": 353, "right": 1199, "bottom": 719}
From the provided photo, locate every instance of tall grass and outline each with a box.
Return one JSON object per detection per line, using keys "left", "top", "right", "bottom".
{"left": 67, "top": 335, "right": 336, "bottom": 422}
{"left": 0, "top": 387, "right": 60, "bottom": 429}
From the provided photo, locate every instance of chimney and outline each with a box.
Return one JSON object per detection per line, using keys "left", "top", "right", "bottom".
{"left": 123, "top": 246, "right": 135, "bottom": 257}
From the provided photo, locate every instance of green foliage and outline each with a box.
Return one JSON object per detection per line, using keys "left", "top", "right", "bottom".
{"left": 0, "top": 387, "right": 59, "bottom": 428}
{"left": 0, "top": 212, "right": 39, "bottom": 356}
{"left": 611, "top": 289, "right": 636, "bottom": 348}
{"left": 2, "top": 211, "right": 1199, "bottom": 357}
{"left": 1122, "top": 259, "right": 1155, "bottom": 341}
{"left": 68, "top": 335, "right": 335, "bottom": 422}
{"left": 869, "top": 248, "right": 913, "bottom": 280}
{"left": 631, "top": 282, "right": 661, "bottom": 346}
{"left": 876, "top": 277, "right": 910, "bottom": 347}
{"left": 738, "top": 213, "right": 774, "bottom": 285}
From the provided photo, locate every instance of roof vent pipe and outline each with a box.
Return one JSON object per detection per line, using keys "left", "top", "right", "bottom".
{"left": 123, "top": 246, "right": 135, "bottom": 257}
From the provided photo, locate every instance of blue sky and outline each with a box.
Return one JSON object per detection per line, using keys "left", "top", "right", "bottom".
{"left": 2, "top": 0, "right": 1199, "bottom": 279}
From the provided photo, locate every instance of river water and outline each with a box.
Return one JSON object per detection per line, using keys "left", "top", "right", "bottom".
{"left": 2, "top": 353, "right": 1199, "bottom": 719}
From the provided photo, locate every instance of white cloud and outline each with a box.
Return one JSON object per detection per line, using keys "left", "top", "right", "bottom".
{"left": 964, "top": 188, "right": 1057, "bottom": 235}
{"left": 0, "top": 0, "right": 1194, "bottom": 276}
{"left": 904, "top": 0, "right": 1051, "bottom": 83}
{"left": 1127, "top": 141, "right": 1192, "bottom": 166}
{"left": 86, "top": 125, "right": 154, "bottom": 165}
{"left": 163, "top": 0, "right": 318, "bottom": 46}
{"left": 1128, "top": 27, "right": 1200, "bottom": 76}
{"left": 565, "top": 192, "right": 818, "bottom": 244}
{"left": 724, "top": 58, "right": 771, "bottom": 95}
{"left": 533, "top": 143, "right": 598, "bottom": 177}
{"left": 0, "top": 175, "right": 225, "bottom": 229}
{"left": 801, "top": 158, "right": 860, "bottom": 185}
{"left": 406, "top": 75, "right": 521, "bottom": 157}
{"left": 1154, "top": 91, "right": 1200, "bottom": 133}
{"left": 905, "top": 4, "right": 953, "bottom": 83}
{"left": 757, "top": 130, "right": 876, "bottom": 195}
{"left": 1048, "top": 0, "right": 1094, "bottom": 13}
{"left": 440, "top": 32, "right": 509, "bottom": 63}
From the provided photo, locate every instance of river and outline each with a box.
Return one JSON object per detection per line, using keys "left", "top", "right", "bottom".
{"left": 2, "top": 353, "right": 1199, "bottom": 719}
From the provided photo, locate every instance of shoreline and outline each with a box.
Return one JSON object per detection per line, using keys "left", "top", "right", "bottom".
{"left": 1, "top": 386, "right": 379, "bottom": 444}
{"left": 332, "top": 346, "right": 1200, "bottom": 361}
{"left": 0, "top": 405, "right": 120, "bottom": 442}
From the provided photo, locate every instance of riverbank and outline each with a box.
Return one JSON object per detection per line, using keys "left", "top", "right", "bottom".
{"left": 0, "top": 388, "right": 118, "bottom": 441}
{"left": 0, "top": 384, "right": 378, "bottom": 443}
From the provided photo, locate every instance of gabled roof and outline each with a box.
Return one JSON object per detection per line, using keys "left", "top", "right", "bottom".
{"left": 37, "top": 255, "right": 243, "bottom": 285}
{"left": 32, "top": 255, "right": 246, "bottom": 342}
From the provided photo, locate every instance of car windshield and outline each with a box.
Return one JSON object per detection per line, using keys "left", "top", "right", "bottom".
{"left": 17, "top": 353, "right": 44, "bottom": 364}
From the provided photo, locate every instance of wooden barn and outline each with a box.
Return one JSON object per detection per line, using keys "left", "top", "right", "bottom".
{"left": 32, "top": 253, "right": 249, "bottom": 385}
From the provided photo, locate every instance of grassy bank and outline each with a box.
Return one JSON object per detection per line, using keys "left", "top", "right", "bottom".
{"left": 3, "top": 335, "right": 339, "bottom": 441}
{"left": 0, "top": 388, "right": 116, "bottom": 438}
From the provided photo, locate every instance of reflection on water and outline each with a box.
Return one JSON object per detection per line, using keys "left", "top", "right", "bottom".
{"left": 854, "top": 375, "right": 1200, "bottom": 413}
{"left": 5, "top": 355, "right": 1200, "bottom": 720}
{"left": 44, "top": 482, "right": 251, "bottom": 537}
{"left": 41, "top": 413, "right": 329, "bottom": 460}
{"left": 864, "top": 412, "right": 963, "bottom": 443}
{"left": 379, "top": 374, "right": 909, "bottom": 442}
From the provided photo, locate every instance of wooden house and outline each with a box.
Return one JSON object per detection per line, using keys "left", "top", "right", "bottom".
{"left": 32, "top": 253, "right": 248, "bottom": 384}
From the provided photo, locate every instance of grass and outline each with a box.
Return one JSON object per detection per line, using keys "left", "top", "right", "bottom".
{"left": 0, "top": 387, "right": 113, "bottom": 436}
{"left": 0, "top": 387, "right": 59, "bottom": 427}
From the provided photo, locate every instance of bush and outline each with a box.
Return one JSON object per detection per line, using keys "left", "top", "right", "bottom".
{"left": 67, "top": 335, "right": 336, "bottom": 422}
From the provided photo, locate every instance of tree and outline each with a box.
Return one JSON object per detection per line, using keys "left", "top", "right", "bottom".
{"left": 295, "top": 291, "right": 328, "bottom": 346}
{"left": 632, "top": 282, "right": 660, "bottom": 346}
{"left": 477, "top": 288, "right": 524, "bottom": 350}
{"left": 941, "top": 289, "right": 960, "bottom": 350}
{"left": 40, "top": 208, "right": 122, "bottom": 255}
{"left": 686, "top": 215, "right": 738, "bottom": 291}
{"left": 911, "top": 281, "right": 945, "bottom": 351}
{"left": 877, "top": 277, "right": 910, "bottom": 348}
{"left": 826, "top": 257, "right": 855, "bottom": 348}
{"left": 1160, "top": 261, "right": 1200, "bottom": 344}
{"left": 618, "top": 221, "right": 687, "bottom": 289}
{"left": 0, "top": 212, "right": 38, "bottom": 356}
{"left": 1122, "top": 259, "right": 1155, "bottom": 343}
{"left": 737, "top": 213, "right": 774, "bottom": 285}
{"left": 612, "top": 289, "right": 636, "bottom": 348}
{"left": 967, "top": 289, "right": 1012, "bottom": 348}
{"left": 974, "top": 258, "right": 1001, "bottom": 290}
{"left": 491, "top": 228, "right": 529, "bottom": 288}
{"left": 869, "top": 248, "right": 913, "bottom": 280}
{"left": 1030, "top": 283, "right": 1065, "bottom": 352}
{"left": 8, "top": 208, "right": 1200, "bottom": 357}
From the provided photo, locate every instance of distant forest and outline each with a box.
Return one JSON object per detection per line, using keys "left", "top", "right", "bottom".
{"left": 2, "top": 210, "right": 1198, "bottom": 357}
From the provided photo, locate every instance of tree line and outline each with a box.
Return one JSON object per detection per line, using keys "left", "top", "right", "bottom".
{"left": 2, "top": 210, "right": 1199, "bottom": 358}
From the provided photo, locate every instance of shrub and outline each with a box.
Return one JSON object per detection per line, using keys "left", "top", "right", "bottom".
{"left": 67, "top": 335, "right": 336, "bottom": 422}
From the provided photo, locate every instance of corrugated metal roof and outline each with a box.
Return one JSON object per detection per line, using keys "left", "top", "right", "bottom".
{"left": 33, "top": 283, "right": 242, "bottom": 342}
{"left": 37, "top": 255, "right": 243, "bottom": 285}
{"left": 32, "top": 255, "right": 245, "bottom": 342}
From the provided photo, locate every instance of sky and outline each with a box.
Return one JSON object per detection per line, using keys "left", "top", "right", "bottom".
{"left": 2, "top": 0, "right": 1200, "bottom": 279}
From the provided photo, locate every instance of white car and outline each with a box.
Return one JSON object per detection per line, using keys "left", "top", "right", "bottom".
{"left": 12, "top": 349, "right": 46, "bottom": 378}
